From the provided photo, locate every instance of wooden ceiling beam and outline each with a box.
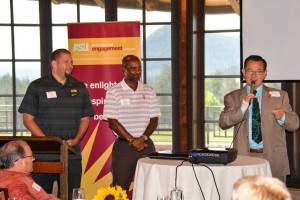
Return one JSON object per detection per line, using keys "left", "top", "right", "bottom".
{"left": 228, "top": 0, "right": 240, "bottom": 15}
{"left": 92, "top": 0, "right": 105, "bottom": 8}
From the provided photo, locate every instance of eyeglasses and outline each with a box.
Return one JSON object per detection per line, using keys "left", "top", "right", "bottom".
{"left": 14, "top": 154, "right": 35, "bottom": 162}
{"left": 245, "top": 70, "right": 264, "bottom": 76}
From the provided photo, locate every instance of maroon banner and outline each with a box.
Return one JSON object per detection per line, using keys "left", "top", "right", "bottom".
{"left": 68, "top": 22, "right": 140, "bottom": 198}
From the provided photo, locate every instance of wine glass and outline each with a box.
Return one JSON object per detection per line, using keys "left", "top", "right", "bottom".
{"left": 72, "top": 188, "right": 86, "bottom": 200}
{"left": 157, "top": 195, "right": 170, "bottom": 200}
{"left": 170, "top": 187, "right": 183, "bottom": 200}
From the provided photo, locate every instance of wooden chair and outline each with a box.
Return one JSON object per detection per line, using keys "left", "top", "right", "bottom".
{"left": 0, "top": 187, "right": 8, "bottom": 200}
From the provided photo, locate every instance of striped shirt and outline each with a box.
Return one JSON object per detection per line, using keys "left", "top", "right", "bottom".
{"left": 103, "top": 79, "right": 161, "bottom": 137}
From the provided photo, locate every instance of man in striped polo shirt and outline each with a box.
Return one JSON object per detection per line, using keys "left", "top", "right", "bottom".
{"left": 103, "top": 55, "right": 161, "bottom": 193}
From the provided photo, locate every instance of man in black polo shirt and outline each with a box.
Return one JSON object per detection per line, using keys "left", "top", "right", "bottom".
{"left": 18, "top": 48, "right": 95, "bottom": 199}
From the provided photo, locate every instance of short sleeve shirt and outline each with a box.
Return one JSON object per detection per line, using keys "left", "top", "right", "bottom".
{"left": 0, "top": 170, "right": 59, "bottom": 200}
{"left": 103, "top": 79, "right": 161, "bottom": 137}
{"left": 18, "top": 74, "right": 95, "bottom": 158}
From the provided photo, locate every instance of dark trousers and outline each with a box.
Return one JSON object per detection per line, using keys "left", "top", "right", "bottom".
{"left": 111, "top": 138, "right": 156, "bottom": 192}
{"left": 32, "top": 159, "right": 82, "bottom": 200}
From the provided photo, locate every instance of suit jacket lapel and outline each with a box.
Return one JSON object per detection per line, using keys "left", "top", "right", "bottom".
{"left": 239, "top": 86, "right": 248, "bottom": 104}
{"left": 261, "top": 85, "right": 271, "bottom": 116}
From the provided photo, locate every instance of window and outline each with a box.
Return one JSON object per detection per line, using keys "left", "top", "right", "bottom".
{"left": 117, "top": 1, "right": 172, "bottom": 150}
{"left": 0, "top": 0, "right": 40, "bottom": 136}
{"left": 204, "top": 13, "right": 240, "bottom": 147}
{"left": 0, "top": 0, "right": 173, "bottom": 150}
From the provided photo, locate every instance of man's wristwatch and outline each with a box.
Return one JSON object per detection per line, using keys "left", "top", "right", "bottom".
{"left": 142, "top": 135, "right": 148, "bottom": 141}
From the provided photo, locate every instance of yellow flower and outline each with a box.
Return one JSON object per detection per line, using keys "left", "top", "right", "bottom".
{"left": 92, "top": 185, "right": 128, "bottom": 200}
{"left": 115, "top": 185, "right": 128, "bottom": 200}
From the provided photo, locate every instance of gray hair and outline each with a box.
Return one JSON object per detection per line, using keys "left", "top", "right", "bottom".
{"left": 0, "top": 140, "right": 27, "bottom": 169}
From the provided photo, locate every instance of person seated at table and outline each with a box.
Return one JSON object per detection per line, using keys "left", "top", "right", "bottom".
{"left": 232, "top": 175, "right": 291, "bottom": 200}
{"left": 0, "top": 140, "right": 60, "bottom": 200}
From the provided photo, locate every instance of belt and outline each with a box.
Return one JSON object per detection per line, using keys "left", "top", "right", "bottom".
{"left": 250, "top": 148, "right": 263, "bottom": 153}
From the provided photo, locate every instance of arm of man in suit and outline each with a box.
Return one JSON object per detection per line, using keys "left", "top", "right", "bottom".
{"left": 275, "top": 91, "right": 299, "bottom": 132}
{"left": 219, "top": 93, "right": 245, "bottom": 130}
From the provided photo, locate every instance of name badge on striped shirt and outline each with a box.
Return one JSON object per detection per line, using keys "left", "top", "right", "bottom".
{"left": 121, "top": 98, "right": 130, "bottom": 105}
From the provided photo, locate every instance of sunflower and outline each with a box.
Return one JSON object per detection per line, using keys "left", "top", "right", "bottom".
{"left": 92, "top": 187, "right": 118, "bottom": 200}
{"left": 92, "top": 185, "right": 129, "bottom": 200}
{"left": 115, "top": 185, "right": 128, "bottom": 200}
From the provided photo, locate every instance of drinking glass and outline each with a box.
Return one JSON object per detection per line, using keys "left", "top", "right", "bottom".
{"left": 170, "top": 187, "right": 183, "bottom": 200}
{"left": 72, "top": 188, "right": 86, "bottom": 200}
{"left": 157, "top": 195, "right": 170, "bottom": 200}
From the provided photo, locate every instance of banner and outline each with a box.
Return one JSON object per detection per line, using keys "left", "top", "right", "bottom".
{"left": 68, "top": 22, "right": 141, "bottom": 198}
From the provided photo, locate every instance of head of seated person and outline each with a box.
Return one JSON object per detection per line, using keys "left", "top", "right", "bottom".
{"left": 0, "top": 140, "right": 60, "bottom": 200}
{"left": 0, "top": 140, "right": 35, "bottom": 174}
{"left": 232, "top": 175, "right": 291, "bottom": 200}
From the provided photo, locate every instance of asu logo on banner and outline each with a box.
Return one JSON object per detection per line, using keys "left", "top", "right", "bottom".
{"left": 73, "top": 44, "right": 89, "bottom": 52}
{"left": 68, "top": 21, "right": 140, "bottom": 199}
{"left": 69, "top": 37, "right": 141, "bottom": 65}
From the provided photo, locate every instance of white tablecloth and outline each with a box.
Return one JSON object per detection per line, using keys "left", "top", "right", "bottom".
{"left": 132, "top": 155, "right": 272, "bottom": 200}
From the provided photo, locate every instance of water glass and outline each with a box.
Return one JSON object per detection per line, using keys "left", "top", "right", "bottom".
{"left": 157, "top": 195, "right": 170, "bottom": 200}
{"left": 72, "top": 188, "right": 86, "bottom": 200}
{"left": 170, "top": 187, "right": 183, "bottom": 200}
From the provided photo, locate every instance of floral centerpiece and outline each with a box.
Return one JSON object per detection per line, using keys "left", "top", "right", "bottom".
{"left": 92, "top": 185, "right": 129, "bottom": 200}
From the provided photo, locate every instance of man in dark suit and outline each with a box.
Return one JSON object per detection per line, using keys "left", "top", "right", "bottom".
{"left": 219, "top": 55, "right": 299, "bottom": 182}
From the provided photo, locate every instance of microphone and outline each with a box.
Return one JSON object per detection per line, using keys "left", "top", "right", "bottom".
{"left": 249, "top": 80, "right": 256, "bottom": 105}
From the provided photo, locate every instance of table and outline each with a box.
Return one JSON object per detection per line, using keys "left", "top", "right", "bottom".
{"left": 133, "top": 155, "right": 272, "bottom": 200}
{"left": 0, "top": 136, "right": 75, "bottom": 200}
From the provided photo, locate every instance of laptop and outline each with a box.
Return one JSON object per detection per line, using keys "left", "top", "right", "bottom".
{"left": 148, "top": 150, "right": 189, "bottom": 161}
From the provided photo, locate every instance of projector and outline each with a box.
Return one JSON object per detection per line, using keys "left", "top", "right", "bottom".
{"left": 188, "top": 148, "right": 238, "bottom": 165}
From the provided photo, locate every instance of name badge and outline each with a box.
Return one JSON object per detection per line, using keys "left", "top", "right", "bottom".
{"left": 121, "top": 98, "right": 130, "bottom": 105}
{"left": 32, "top": 182, "right": 41, "bottom": 191}
{"left": 269, "top": 91, "right": 280, "bottom": 97}
{"left": 46, "top": 91, "right": 57, "bottom": 99}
